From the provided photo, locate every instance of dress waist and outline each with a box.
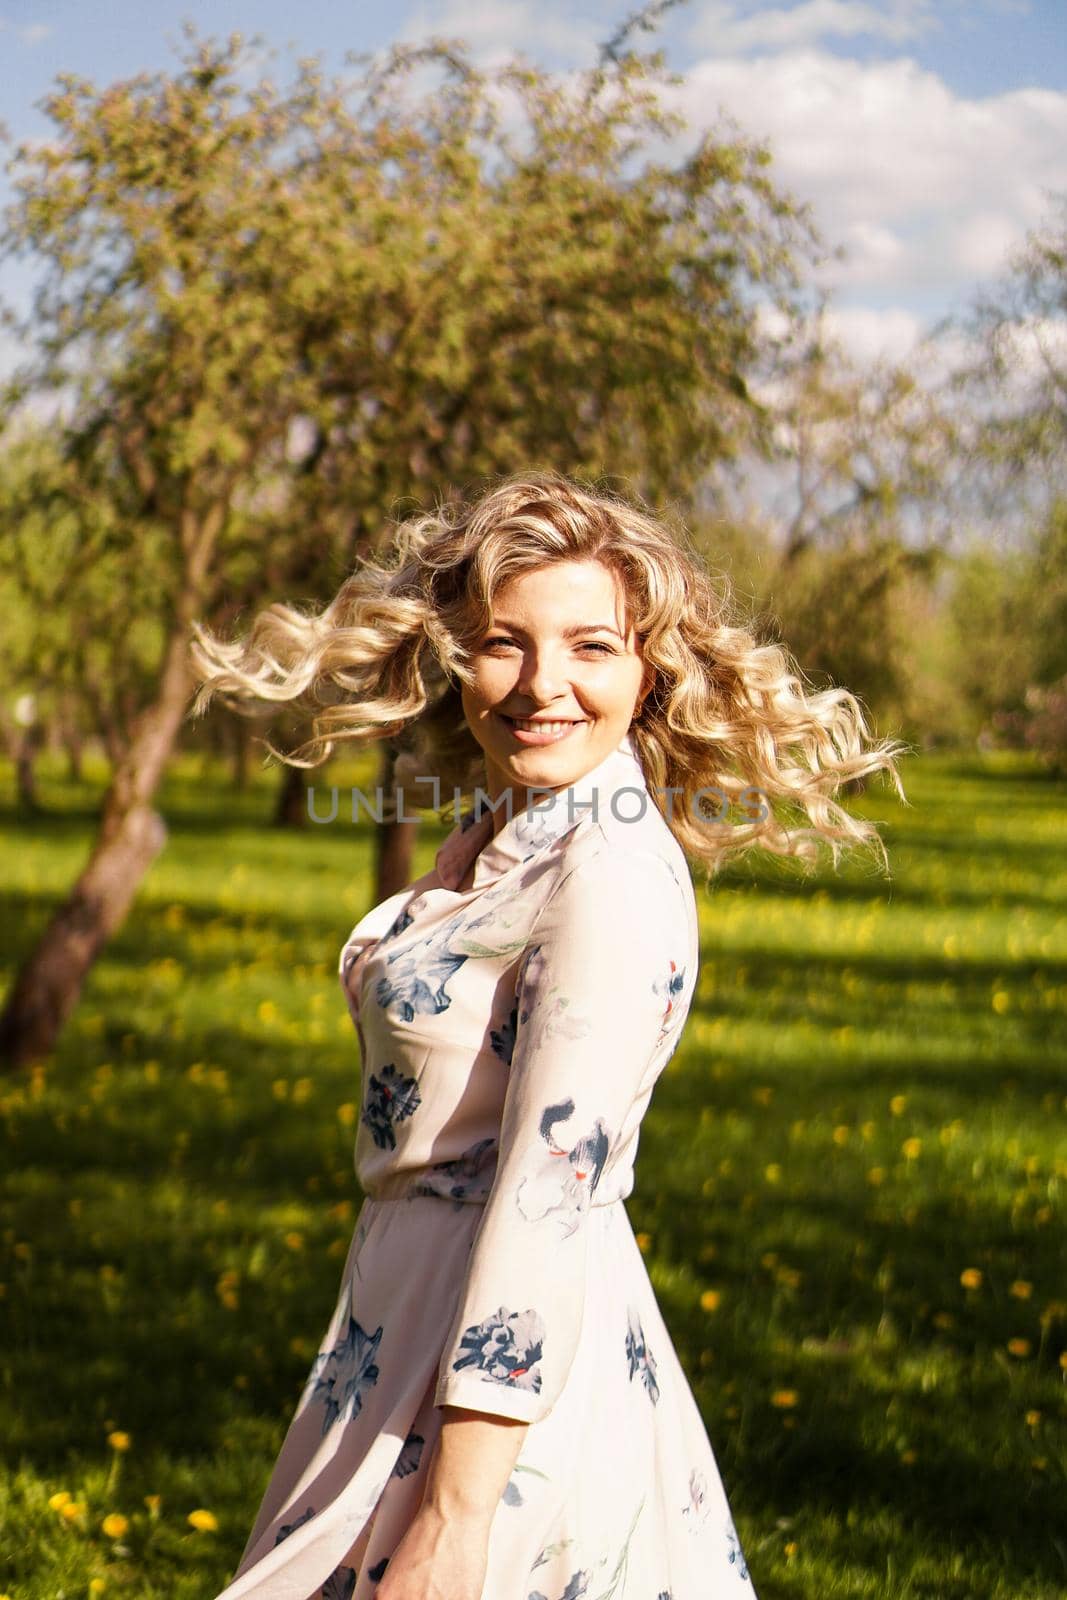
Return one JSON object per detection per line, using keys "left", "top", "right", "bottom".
{"left": 361, "top": 1171, "right": 628, "bottom": 1209}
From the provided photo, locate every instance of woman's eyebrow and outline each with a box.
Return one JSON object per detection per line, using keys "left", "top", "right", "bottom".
{"left": 486, "top": 622, "right": 625, "bottom": 640}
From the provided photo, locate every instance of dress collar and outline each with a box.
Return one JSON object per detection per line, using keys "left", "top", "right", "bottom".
{"left": 435, "top": 730, "right": 646, "bottom": 891}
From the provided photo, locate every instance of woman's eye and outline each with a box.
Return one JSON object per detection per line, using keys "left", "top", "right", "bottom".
{"left": 481, "top": 637, "right": 613, "bottom": 654}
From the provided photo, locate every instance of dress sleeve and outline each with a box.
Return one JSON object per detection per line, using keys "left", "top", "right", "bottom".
{"left": 433, "top": 845, "right": 692, "bottom": 1423}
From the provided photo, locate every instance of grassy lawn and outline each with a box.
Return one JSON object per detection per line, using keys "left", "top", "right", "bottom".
{"left": 0, "top": 746, "right": 1064, "bottom": 1599}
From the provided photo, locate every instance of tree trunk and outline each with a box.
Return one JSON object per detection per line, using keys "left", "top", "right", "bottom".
{"left": 0, "top": 612, "right": 197, "bottom": 1073}
{"left": 374, "top": 739, "right": 417, "bottom": 902}
{"left": 15, "top": 727, "right": 42, "bottom": 818}
{"left": 229, "top": 717, "right": 250, "bottom": 792}
{"left": 62, "top": 705, "right": 84, "bottom": 783}
{"left": 272, "top": 761, "right": 308, "bottom": 828}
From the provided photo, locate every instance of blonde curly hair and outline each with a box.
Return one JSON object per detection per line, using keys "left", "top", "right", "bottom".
{"left": 188, "top": 469, "right": 908, "bottom": 880}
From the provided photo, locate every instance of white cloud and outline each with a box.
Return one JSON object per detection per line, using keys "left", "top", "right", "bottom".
{"left": 820, "top": 305, "right": 923, "bottom": 362}
{"left": 670, "top": 50, "right": 1067, "bottom": 302}
{"left": 691, "top": 0, "right": 935, "bottom": 54}
{"left": 0, "top": 17, "right": 54, "bottom": 45}
{"left": 397, "top": 0, "right": 599, "bottom": 65}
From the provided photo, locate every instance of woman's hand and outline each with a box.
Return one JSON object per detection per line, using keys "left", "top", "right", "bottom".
{"left": 374, "top": 1501, "right": 491, "bottom": 1600}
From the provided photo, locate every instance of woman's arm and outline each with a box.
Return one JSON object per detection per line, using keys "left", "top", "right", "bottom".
{"left": 376, "top": 1410, "right": 529, "bottom": 1600}
{"left": 423, "top": 1406, "right": 530, "bottom": 1517}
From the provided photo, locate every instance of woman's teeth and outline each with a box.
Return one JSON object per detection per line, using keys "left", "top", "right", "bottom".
{"left": 508, "top": 719, "right": 579, "bottom": 734}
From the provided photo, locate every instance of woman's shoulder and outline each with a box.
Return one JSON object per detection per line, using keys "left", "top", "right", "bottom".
{"left": 549, "top": 795, "right": 695, "bottom": 922}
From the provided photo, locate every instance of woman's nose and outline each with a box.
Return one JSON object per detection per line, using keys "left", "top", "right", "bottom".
{"left": 517, "top": 648, "right": 566, "bottom": 702}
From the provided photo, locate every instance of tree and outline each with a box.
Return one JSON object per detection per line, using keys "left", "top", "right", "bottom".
{"left": 0, "top": 19, "right": 813, "bottom": 1070}
{"left": 943, "top": 193, "right": 1067, "bottom": 535}
{"left": 732, "top": 320, "right": 950, "bottom": 735}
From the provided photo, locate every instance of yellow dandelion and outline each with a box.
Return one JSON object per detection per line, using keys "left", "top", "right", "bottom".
{"left": 60, "top": 1500, "right": 87, "bottom": 1522}
{"left": 1007, "top": 1338, "right": 1031, "bottom": 1357}
{"left": 764, "top": 1163, "right": 781, "bottom": 1183}
{"left": 991, "top": 991, "right": 1010, "bottom": 1014}
{"left": 187, "top": 1508, "right": 219, "bottom": 1532}
{"left": 1009, "top": 1280, "right": 1033, "bottom": 1299}
{"left": 1031, "top": 1457, "right": 1047, "bottom": 1472}
{"left": 832, "top": 1125, "right": 849, "bottom": 1145}
{"left": 336, "top": 1103, "right": 356, "bottom": 1127}
{"left": 283, "top": 1232, "right": 304, "bottom": 1252}
{"left": 900, "top": 1448, "right": 917, "bottom": 1464}
{"left": 700, "top": 1289, "right": 722, "bottom": 1312}
{"left": 635, "top": 1232, "right": 652, "bottom": 1253}
{"left": 106, "top": 1430, "right": 130, "bottom": 1451}
{"left": 1059, "top": 1352, "right": 1067, "bottom": 1370}
{"left": 144, "top": 1494, "right": 162, "bottom": 1514}
{"left": 867, "top": 1167, "right": 885, "bottom": 1185}
{"left": 784, "top": 1541, "right": 798, "bottom": 1558}
{"left": 889, "top": 1095, "right": 907, "bottom": 1115}
{"left": 902, "top": 1137, "right": 922, "bottom": 1160}
{"left": 770, "top": 1389, "right": 798, "bottom": 1408}
{"left": 1026, "top": 1410, "right": 1041, "bottom": 1426}
{"left": 960, "top": 1268, "right": 982, "bottom": 1289}
{"left": 101, "top": 1513, "right": 128, "bottom": 1539}
{"left": 860, "top": 1121, "right": 876, "bottom": 1140}
{"left": 49, "top": 1490, "right": 72, "bottom": 1510}
{"left": 90, "top": 1581, "right": 108, "bottom": 1596}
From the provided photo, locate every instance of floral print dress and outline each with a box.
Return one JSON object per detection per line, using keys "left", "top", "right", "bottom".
{"left": 213, "top": 732, "right": 758, "bottom": 1600}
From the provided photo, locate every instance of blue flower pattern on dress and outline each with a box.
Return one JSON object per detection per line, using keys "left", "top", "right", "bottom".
{"left": 361, "top": 1063, "right": 421, "bottom": 1150}
{"left": 272, "top": 1504, "right": 315, "bottom": 1545}
{"left": 625, "top": 1306, "right": 660, "bottom": 1404}
{"left": 406, "top": 1137, "right": 497, "bottom": 1203}
{"left": 375, "top": 935, "right": 469, "bottom": 1020}
{"left": 321, "top": 1566, "right": 356, "bottom": 1600}
{"left": 391, "top": 1429, "right": 425, "bottom": 1478}
{"left": 490, "top": 1001, "right": 518, "bottom": 1064}
{"left": 528, "top": 1573, "right": 590, "bottom": 1600}
{"left": 452, "top": 1305, "right": 546, "bottom": 1393}
{"left": 305, "top": 1311, "right": 382, "bottom": 1434}
{"left": 380, "top": 904, "right": 415, "bottom": 944}
{"left": 515, "top": 1098, "right": 611, "bottom": 1238}
{"left": 652, "top": 960, "right": 686, "bottom": 1033}
{"left": 725, "top": 1512, "right": 751, "bottom": 1580}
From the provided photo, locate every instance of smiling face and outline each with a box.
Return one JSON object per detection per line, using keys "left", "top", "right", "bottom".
{"left": 459, "top": 559, "right": 652, "bottom": 828}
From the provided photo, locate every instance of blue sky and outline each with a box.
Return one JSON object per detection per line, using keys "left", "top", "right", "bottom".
{"left": 1, "top": 0, "right": 1065, "bottom": 369}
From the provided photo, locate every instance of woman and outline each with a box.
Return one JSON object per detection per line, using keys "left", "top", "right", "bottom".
{"left": 189, "top": 470, "right": 905, "bottom": 1600}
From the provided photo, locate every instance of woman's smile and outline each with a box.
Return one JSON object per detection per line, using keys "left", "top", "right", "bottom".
{"left": 497, "top": 713, "right": 589, "bottom": 745}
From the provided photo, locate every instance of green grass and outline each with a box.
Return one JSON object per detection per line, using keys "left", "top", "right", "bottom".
{"left": 0, "top": 746, "right": 1064, "bottom": 1599}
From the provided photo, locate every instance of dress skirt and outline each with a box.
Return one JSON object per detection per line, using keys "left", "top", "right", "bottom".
{"left": 214, "top": 1191, "right": 756, "bottom": 1600}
